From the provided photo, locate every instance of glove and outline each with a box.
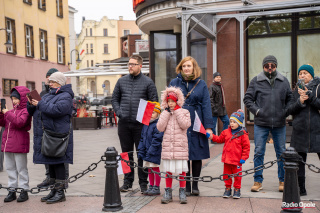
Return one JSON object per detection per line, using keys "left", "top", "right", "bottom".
{"left": 165, "top": 107, "right": 170, "bottom": 112}
{"left": 206, "top": 132, "right": 211, "bottom": 139}
{"left": 240, "top": 159, "right": 245, "bottom": 164}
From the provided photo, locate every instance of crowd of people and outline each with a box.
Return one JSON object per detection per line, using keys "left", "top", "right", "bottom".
{"left": 0, "top": 54, "right": 319, "bottom": 206}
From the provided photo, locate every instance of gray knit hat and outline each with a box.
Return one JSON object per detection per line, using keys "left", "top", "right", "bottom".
{"left": 262, "top": 55, "right": 278, "bottom": 68}
{"left": 213, "top": 72, "right": 221, "bottom": 79}
{"left": 49, "top": 72, "right": 67, "bottom": 86}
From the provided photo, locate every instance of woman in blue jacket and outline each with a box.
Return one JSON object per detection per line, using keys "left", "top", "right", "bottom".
{"left": 169, "top": 56, "right": 213, "bottom": 196}
{"left": 27, "top": 72, "right": 74, "bottom": 204}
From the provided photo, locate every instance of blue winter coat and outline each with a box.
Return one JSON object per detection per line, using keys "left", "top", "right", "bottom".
{"left": 137, "top": 119, "right": 163, "bottom": 165}
{"left": 169, "top": 74, "right": 214, "bottom": 160}
{"left": 27, "top": 84, "right": 74, "bottom": 164}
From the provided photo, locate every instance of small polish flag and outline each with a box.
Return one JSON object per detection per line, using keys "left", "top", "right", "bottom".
{"left": 80, "top": 49, "right": 85, "bottom": 55}
{"left": 136, "top": 99, "right": 155, "bottom": 125}
{"left": 193, "top": 111, "right": 207, "bottom": 135}
{"left": 117, "top": 152, "right": 131, "bottom": 175}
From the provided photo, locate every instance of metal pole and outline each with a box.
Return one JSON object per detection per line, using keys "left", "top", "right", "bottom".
{"left": 239, "top": 16, "right": 246, "bottom": 124}
{"left": 181, "top": 14, "right": 188, "bottom": 58}
{"left": 102, "top": 147, "right": 123, "bottom": 212}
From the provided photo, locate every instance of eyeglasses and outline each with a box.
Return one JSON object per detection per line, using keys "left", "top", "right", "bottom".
{"left": 127, "top": 63, "right": 140, "bottom": 67}
{"left": 264, "top": 64, "right": 276, "bottom": 69}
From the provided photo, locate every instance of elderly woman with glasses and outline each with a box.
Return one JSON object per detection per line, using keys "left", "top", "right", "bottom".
{"left": 286, "top": 64, "right": 320, "bottom": 196}
{"left": 27, "top": 71, "right": 74, "bottom": 204}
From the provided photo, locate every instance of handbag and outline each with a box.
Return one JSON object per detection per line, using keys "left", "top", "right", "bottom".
{"left": 185, "top": 79, "right": 201, "bottom": 100}
{"left": 40, "top": 113, "right": 71, "bottom": 158}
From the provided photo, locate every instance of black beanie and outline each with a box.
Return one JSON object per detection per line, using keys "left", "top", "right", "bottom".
{"left": 46, "top": 68, "right": 58, "bottom": 77}
{"left": 213, "top": 72, "right": 221, "bottom": 79}
{"left": 262, "top": 55, "right": 278, "bottom": 68}
{"left": 10, "top": 89, "right": 20, "bottom": 100}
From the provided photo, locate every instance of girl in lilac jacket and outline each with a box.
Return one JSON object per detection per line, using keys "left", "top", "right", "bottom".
{"left": 0, "top": 86, "right": 32, "bottom": 203}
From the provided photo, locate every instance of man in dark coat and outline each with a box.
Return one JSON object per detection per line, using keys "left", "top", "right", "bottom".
{"left": 112, "top": 55, "right": 158, "bottom": 193}
{"left": 209, "top": 72, "right": 229, "bottom": 136}
{"left": 243, "top": 55, "right": 293, "bottom": 193}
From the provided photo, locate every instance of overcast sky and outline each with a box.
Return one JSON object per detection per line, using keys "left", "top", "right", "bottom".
{"left": 68, "top": 0, "right": 137, "bottom": 34}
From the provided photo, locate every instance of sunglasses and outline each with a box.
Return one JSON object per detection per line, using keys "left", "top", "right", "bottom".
{"left": 264, "top": 64, "right": 276, "bottom": 69}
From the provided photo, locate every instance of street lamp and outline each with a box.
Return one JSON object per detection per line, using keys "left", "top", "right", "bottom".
{"left": 0, "top": 28, "right": 13, "bottom": 49}
{"left": 68, "top": 49, "right": 82, "bottom": 66}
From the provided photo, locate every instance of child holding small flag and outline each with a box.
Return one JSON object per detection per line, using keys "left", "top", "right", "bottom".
{"left": 208, "top": 110, "right": 250, "bottom": 199}
{"left": 138, "top": 101, "right": 164, "bottom": 196}
{"left": 157, "top": 87, "right": 191, "bottom": 204}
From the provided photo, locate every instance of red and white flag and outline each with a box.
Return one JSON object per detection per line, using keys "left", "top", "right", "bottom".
{"left": 136, "top": 99, "right": 155, "bottom": 125}
{"left": 193, "top": 111, "right": 207, "bottom": 135}
{"left": 80, "top": 49, "right": 85, "bottom": 55}
{"left": 117, "top": 152, "right": 131, "bottom": 175}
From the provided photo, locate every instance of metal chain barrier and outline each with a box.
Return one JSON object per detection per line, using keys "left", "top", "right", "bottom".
{"left": 0, "top": 156, "right": 106, "bottom": 194}
{"left": 301, "top": 160, "right": 320, "bottom": 173}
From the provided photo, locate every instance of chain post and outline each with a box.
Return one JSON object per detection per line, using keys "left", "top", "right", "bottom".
{"left": 281, "top": 147, "right": 302, "bottom": 213}
{"left": 102, "top": 147, "right": 123, "bottom": 212}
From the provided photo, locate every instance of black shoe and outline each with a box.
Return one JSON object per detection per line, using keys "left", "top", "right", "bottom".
{"left": 223, "top": 188, "right": 231, "bottom": 198}
{"left": 37, "top": 177, "right": 55, "bottom": 188}
{"left": 191, "top": 182, "right": 200, "bottom": 196}
{"left": 233, "top": 188, "right": 241, "bottom": 199}
{"left": 120, "top": 183, "right": 132, "bottom": 192}
{"left": 4, "top": 191, "right": 16, "bottom": 202}
{"left": 41, "top": 189, "right": 56, "bottom": 202}
{"left": 46, "top": 189, "right": 66, "bottom": 204}
{"left": 140, "top": 184, "right": 148, "bottom": 194}
{"left": 17, "top": 191, "right": 29, "bottom": 202}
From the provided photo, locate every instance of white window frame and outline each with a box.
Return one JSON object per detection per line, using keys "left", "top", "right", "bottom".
{"left": 6, "top": 20, "right": 13, "bottom": 53}
{"left": 57, "top": 0, "right": 61, "bottom": 17}
{"left": 57, "top": 37, "right": 63, "bottom": 63}
{"left": 39, "top": 0, "right": 43, "bottom": 9}
{"left": 123, "top": 30, "right": 130, "bottom": 36}
{"left": 26, "top": 26, "right": 32, "bottom": 57}
{"left": 40, "top": 31, "right": 46, "bottom": 59}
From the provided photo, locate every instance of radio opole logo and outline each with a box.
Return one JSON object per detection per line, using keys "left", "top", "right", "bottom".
{"left": 282, "top": 202, "right": 316, "bottom": 209}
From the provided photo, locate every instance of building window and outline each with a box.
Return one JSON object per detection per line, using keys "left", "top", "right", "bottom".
{"left": 90, "top": 28, "right": 92, "bottom": 36}
{"left": 90, "top": 43, "right": 93, "bottom": 53}
{"left": 23, "top": 0, "right": 32, "bottom": 5}
{"left": 56, "top": 0, "right": 63, "bottom": 17}
{"left": 124, "top": 30, "right": 130, "bottom": 36}
{"left": 57, "top": 36, "right": 65, "bottom": 64}
{"left": 5, "top": 18, "right": 16, "bottom": 54}
{"left": 87, "top": 60, "right": 89, "bottom": 67}
{"left": 2, "top": 79, "right": 18, "bottom": 96}
{"left": 39, "top": 29, "right": 48, "bottom": 60}
{"left": 103, "top": 60, "right": 107, "bottom": 63}
{"left": 86, "top": 29, "right": 88, "bottom": 36}
{"left": 86, "top": 44, "right": 88, "bottom": 53}
{"left": 104, "top": 44, "right": 108, "bottom": 54}
{"left": 25, "top": 25, "right": 34, "bottom": 57}
{"left": 91, "top": 60, "right": 94, "bottom": 67}
{"left": 38, "top": 0, "right": 46, "bottom": 10}
{"left": 26, "top": 81, "right": 35, "bottom": 91}
{"left": 103, "top": 28, "right": 108, "bottom": 36}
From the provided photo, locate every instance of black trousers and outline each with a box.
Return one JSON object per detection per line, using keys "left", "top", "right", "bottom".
{"left": 49, "top": 163, "right": 66, "bottom": 180}
{"left": 118, "top": 120, "right": 148, "bottom": 185}
{"left": 186, "top": 160, "right": 202, "bottom": 189}
{"left": 45, "top": 163, "right": 69, "bottom": 179}
{"left": 297, "top": 152, "right": 320, "bottom": 177}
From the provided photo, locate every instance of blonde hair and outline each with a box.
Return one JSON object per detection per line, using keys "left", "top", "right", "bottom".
{"left": 175, "top": 56, "right": 202, "bottom": 80}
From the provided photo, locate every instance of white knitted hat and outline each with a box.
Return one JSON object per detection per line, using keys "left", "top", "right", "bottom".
{"left": 49, "top": 72, "right": 67, "bottom": 86}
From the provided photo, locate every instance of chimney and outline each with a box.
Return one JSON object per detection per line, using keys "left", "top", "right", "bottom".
{"left": 119, "top": 16, "right": 123, "bottom": 21}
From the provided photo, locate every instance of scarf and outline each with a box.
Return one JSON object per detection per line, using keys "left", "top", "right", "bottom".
{"left": 181, "top": 72, "right": 195, "bottom": 81}
{"left": 264, "top": 70, "right": 277, "bottom": 87}
{"left": 213, "top": 82, "right": 225, "bottom": 107}
{"left": 231, "top": 126, "right": 242, "bottom": 135}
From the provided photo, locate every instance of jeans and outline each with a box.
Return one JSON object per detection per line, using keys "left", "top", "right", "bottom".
{"left": 212, "top": 115, "right": 229, "bottom": 135}
{"left": 253, "top": 125, "right": 286, "bottom": 183}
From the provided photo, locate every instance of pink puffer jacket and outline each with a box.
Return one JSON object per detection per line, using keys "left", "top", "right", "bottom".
{"left": 157, "top": 87, "right": 191, "bottom": 160}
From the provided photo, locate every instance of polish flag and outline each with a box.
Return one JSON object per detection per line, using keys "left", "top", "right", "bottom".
{"left": 80, "top": 49, "right": 85, "bottom": 55}
{"left": 193, "top": 111, "right": 207, "bottom": 135}
{"left": 136, "top": 99, "right": 155, "bottom": 125}
{"left": 117, "top": 152, "right": 131, "bottom": 175}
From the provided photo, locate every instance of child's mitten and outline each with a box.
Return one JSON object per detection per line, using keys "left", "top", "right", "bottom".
{"left": 239, "top": 159, "right": 245, "bottom": 164}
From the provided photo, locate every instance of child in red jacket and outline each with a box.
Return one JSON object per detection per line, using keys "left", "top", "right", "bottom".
{"left": 210, "top": 109, "right": 250, "bottom": 199}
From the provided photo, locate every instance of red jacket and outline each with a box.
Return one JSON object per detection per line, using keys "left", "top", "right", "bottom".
{"left": 212, "top": 127, "right": 250, "bottom": 165}
{"left": 0, "top": 86, "right": 32, "bottom": 153}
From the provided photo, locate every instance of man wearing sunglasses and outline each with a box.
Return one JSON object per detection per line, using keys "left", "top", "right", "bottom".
{"left": 244, "top": 55, "right": 293, "bottom": 193}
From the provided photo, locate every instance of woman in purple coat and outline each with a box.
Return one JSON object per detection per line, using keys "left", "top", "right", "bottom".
{"left": 0, "top": 86, "right": 32, "bottom": 203}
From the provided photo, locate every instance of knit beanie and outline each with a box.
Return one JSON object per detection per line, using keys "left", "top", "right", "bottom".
{"left": 149, "top": 101, "right": 161, "bottom": 114}
{"left": 46, "top": 68, "right": 59, "bottom": 77}
{"left": 213, "top": 72, "right": 221, "bottom": 79}
{"left": 298, "top": 64, "right": 314, "bottom": 79}
{"left": 166, "top": 92, "right": 178, "bottom": 102}
{"left": 230, "top": 110, "right": 244, "bottom": 126}
{"left": 49, "top": 72, "right": 67, "bottom": 86}
{"left": 262, "top": 55, "right": 278, "bottom": 68}
{"left": 10, "top": 89, "right": 20, "bottom": 100}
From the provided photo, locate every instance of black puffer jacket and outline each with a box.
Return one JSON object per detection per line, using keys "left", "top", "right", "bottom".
{"left": 112, "top": 72, "right": 158, "bottom": 123}
{"left": 209, "top": 83, "right": 227, "bottom": 116}
{"left": 286, "top": 77, "right": 320, "bottom": 153}
{"left": 244, "top": 71, "right": 293, "bottom": 127}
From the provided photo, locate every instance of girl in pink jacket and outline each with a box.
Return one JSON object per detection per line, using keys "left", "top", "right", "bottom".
{"left": 0, "top": 86, "right": 32, "bottom": 203}
{"left": 157, "top": 87, "right": 191, "bottom": 204}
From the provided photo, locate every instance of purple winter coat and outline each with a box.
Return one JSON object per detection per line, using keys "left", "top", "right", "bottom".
{"left": 0, "top": 86, "right": 32, "bottom": 153}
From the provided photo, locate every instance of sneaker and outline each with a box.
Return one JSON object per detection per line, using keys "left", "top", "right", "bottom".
{"left": 119, "top": 183, "right": 132, "bottom": 192}
{"left": 251, "top": 182, "right": 263, "bottom": 192}
{"left": 150, "top": 186, "right": 160, "bottom": 196}
{"left": 233, "top": 188, "right": 241, "bottom": 199}
{"left": 143, "top": 185, "right": 153, "bottom": 195}
{"left": 222, "top": 188, "right": 231, "bottom": 198}
{"left": 140, "top": 184, "right": 148, "bottom": 194}
{"left": 279, "top": 182, "right": 284, "bottom": 192}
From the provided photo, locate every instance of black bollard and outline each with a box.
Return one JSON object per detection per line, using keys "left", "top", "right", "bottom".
{"left": 281, "top": 147, "right": 302, "bottom": 213}
{"left": 102, "top": 147, "right": 123, "bottom": 212}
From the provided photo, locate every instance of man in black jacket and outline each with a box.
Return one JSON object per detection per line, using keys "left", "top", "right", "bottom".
{"left": 112, "top": 55, "right": 158, "bottom": 193}
{"left": 243, "top": 55, "right": 293, "bottom": 193}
